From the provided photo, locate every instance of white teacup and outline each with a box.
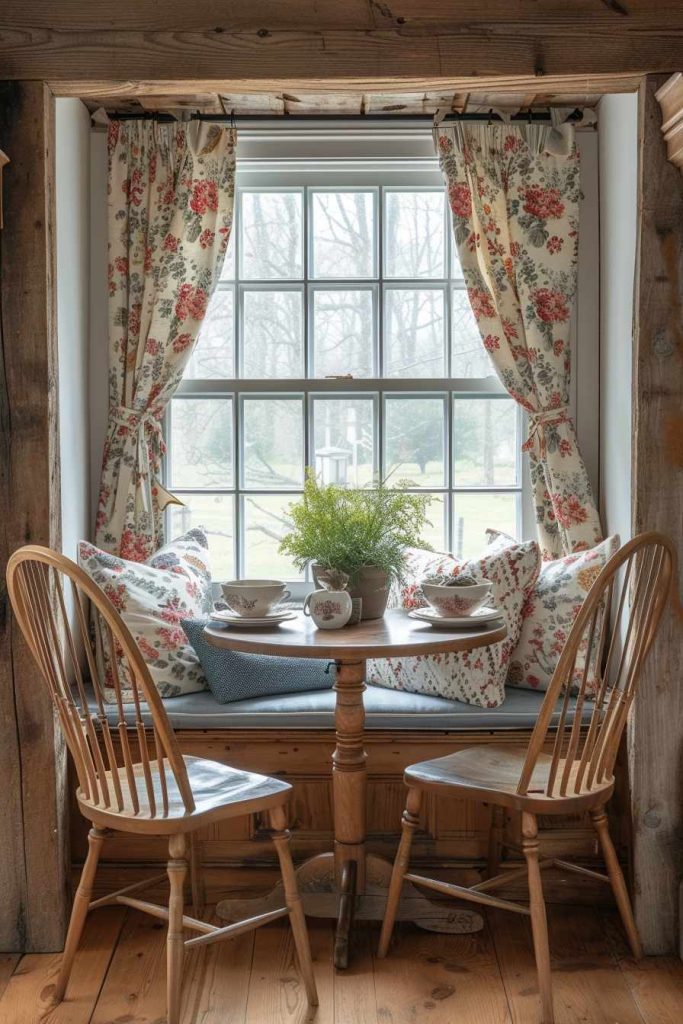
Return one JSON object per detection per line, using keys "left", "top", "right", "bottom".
{"left": 221, "top": 579, "right": 291, "bottom": 618}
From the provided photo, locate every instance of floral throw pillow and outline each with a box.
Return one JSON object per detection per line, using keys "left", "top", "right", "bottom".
{"left": 368, "top": 534, "right": 541, "bottom": 708}
{"left": 78, "top": 528, "right": 212, "bottom": 702}
{"left": 507, "top": 535, "right": 620, "bottom": 696}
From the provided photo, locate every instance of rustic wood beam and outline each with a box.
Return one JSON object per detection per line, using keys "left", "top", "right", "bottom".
{"left": 0, "top": 28, "right": 679, "bottom": 84}
{"left": 0, "top": 80, "right": 68, "bottom": 952}
{"left": 51, "top": 73, "right": 643, "bottom": 105}
{"left": 631, "top": 72, "right": 683, "bottom": 955}
{"left": 2, "top": 0, "right": 683, "bottom": 33}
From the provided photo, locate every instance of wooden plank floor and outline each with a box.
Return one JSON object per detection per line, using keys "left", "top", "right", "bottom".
{"left": 0, "top": 906, "right": 681, "bottom": 1023}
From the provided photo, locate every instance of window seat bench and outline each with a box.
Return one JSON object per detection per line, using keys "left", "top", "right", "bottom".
{"left": 88, "top": 683, "right": 590, "bottom": 731}
{"left": 75, "top": 684, "right": 625, "bottom": 909}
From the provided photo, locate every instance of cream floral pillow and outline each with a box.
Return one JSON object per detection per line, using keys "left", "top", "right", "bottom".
{"left": 507, "top": 535, "right": 620, "bottom": 696}
{"left": 78, "top": 528, "right": 212, "bottom": 702}
{"left": 368, "top": 534, "right": 541, "bottom": 708}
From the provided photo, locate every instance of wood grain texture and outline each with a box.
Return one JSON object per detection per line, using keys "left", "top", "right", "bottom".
{"left": 0, "top": 80, "right": 67, "bottom": 953}
{"left": 0, "top": 908, "right": 124, "bottom": 1024}
{"left": 52, "top": 72, "right": 644, "bottom": 101}
{"left": 6, "top": 906, "right": 683, "bottom": 1023}
{"left": 602, "top": 910, "right": 683, "bottom": 1024}
{"left": 3, "top": 1, "right": 683, "bottom": 33}
{"left": 374, "top": 918, "right": 512, "bottom": 1023}
{"left": 204, "top": 608, "right": 507, "bottom": 659}
{"left": 492, "top": 906, "right": 645, "bottom": 1024}
{"left": 631, "top": 73, "right": 683, "bottom": 955}
{"left": 0, "top": 26, "right": 680, "bottom": 82}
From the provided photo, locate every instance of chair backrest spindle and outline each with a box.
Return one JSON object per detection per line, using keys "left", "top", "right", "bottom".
{"left": 6, "top": 546, "right": 195, "bottom": 820}
{"left": 517, "top": 532, "right": 676, "bottom": 801}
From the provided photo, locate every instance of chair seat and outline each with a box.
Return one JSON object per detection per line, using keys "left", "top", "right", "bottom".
{"left": 78, "top": 755, "right": 292, "bottom": 834}
{"left": 404, "top": 745, "right": 614, "bottom": 812}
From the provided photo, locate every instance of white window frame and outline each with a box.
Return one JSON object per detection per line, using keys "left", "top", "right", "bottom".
{"left": 166, "top": 128, "right": 544, "bottom": 592}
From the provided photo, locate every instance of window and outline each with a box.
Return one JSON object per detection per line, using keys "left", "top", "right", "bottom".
{"left": 168, "top": 151, "right": 523, "bottom": 585}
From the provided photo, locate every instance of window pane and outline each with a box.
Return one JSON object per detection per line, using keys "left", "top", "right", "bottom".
{"left": 451, "top": 239, "right": 465, "bottom": 280}
{"left": 451, "top": 288, "right": 492, "bottom": 379}
{"left": 312, "top": 289, "right": 374, "bottom": 378}
{"left": 452, "top": 492, "right": 519, "bottom": 560}
{"left": 240, "top": 192, "right": 303, "bottom": 279}
{"left": 385, "top": 191, "right": 445, "bottom": 279}
{"left": 171, "top": 398, "right": 233, "bottom": 488}
{"left": 184, "top": 288, "right": 234, "bottom": 380}
{"left": 417, "top": 492, "right": 447, "bottom": 552}
{"left": 170, "top": 494, "right": 235, "bottom": 581}
{"left": 242, "top": 398, "right": 304, "bottom": 490}
{"left": 453, "top": 398, "right": 518, "bottom": 486}
{"left": 311, "top": 191, "right": 375, "bottom": 279}
{"left": 312, "top": 397, "right": 375, "bottom": 487}
{"left": 385, "top": 398, "right": 445, "bottom": 488}
{"left": 243, "top": 494, "right": 302, "bottom": 579}
{"left": 242, "top": 290, "right": 304, "bottom": 378}
{"left": 384, "top": 288, "right": 445, "bottom": 378}
{"left": 219, "top": 233, "right": 235, "bottom": 281}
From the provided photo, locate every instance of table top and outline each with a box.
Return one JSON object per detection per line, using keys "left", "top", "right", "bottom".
{"left": 203, "top": 608, "right": 507, "bottom": 661}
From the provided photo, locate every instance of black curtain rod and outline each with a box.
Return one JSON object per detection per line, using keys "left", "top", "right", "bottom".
{"left": 103, "top": 109, "right": 581, "bottom": 124}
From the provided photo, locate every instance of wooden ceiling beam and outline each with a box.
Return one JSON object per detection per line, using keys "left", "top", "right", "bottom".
{"left": 2, "top": 1, "right": 683, "bottom": 32}
{"left": 0, "top": 28, "right": 679, "bottom": 84}
{"left": 50, "top": 74, "right": 642, "bottom": 103}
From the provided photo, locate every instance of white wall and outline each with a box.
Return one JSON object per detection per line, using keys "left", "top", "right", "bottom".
{"left": 56, "top": 98, "right": 91, "bottom": 559}
{"left": 598, "top": 94, "right": 639, "bottom": 544}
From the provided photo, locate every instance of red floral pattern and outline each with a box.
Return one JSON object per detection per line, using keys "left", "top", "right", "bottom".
{"left": 96, "top": 121, "right": 236, "bottom": 560}
{"left": 435, "top": 123, "right": 602, "bottom": 559}
{"left": 368, "top": 536, "right": 541, "bottom": 708}
{"left": 78, "top": 528, "right": 212, "bottom": 702}
{"left": 506, "top": 535, "right": 620, "bottom": 695}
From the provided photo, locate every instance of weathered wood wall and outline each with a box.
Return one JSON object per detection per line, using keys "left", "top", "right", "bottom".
{"left": 630, "top": 73, "right": 683, "bottom": 955}
{"left": 0, "top": 81, "right": 68, "bottom": 953}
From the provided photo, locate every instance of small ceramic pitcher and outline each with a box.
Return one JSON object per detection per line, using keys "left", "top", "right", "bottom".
{"left": 303, "top": 588, "right": 353, "bottom": 629}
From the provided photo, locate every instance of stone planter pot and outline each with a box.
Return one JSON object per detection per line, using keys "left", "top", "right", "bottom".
{"left": 312, "top": 564, "right": 390, "bottom": 621}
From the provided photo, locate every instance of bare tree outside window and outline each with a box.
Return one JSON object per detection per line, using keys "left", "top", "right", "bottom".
{"left": 168, "top": 185, "right": 522, "bottom": 580}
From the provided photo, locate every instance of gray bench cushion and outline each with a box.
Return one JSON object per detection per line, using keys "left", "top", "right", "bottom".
{"left": 88, "top": 684, "right": 590, "bottom": 731}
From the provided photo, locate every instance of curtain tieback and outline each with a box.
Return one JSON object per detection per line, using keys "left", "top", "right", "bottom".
{"left": 110, "top": 405, "right": 183, "bottom": 517}
{"left": 523, "top": 406, "right": 571, "bottom": 458}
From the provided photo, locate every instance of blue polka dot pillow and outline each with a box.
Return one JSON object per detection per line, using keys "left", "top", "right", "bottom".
{"left": 182, "top": 618, "right": 333, "bottom": 704}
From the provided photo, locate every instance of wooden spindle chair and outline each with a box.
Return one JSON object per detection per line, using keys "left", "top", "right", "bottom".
{"left": 6, "top": 546, "right": 318, "bottom": 1023}
{"left": 377, "top": 531, "right": 676, "bottom": 1024}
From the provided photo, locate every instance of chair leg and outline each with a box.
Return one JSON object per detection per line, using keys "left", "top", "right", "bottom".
{"left": 522, "top": 812, "right": 554, "bottom": 1024}
{"left": 591, "top": 807, "right": 643, "bottom": 960}
{"left": 54, "top": 826, "right": 105, "bottom": 1004}
{"left": 167, "top": 833, "right": 188, "bottom": 1024}
{"left": 188, "top": 832, "right": 204, "bottom": 918}
{"left": 487, "top": 805, "right": 505, "bottom": 879}
{"left": 377, "top": 787, "right": 422, "bottom": 958}
{"left": 269, "top": 806, "right": 318, "bottom": 1007}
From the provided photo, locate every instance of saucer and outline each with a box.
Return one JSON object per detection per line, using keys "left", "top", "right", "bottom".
{"left": 210, "top": 609, "right": 297, "bottom": 628}
{"left": 409, "top": 606, "right": 504, "bottom": 629}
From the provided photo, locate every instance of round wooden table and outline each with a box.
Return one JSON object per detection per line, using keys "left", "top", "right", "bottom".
{"left": 204, "top": 607, "right": 507, "bottom": 967}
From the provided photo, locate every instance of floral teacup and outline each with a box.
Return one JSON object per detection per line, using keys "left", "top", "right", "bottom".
{"left": 221, "top": 579, "right": 291, "bottom": 618}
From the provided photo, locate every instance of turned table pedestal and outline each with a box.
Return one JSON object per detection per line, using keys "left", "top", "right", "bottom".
{"left": 204, "top": 608, "right": 507, "bottom": 967}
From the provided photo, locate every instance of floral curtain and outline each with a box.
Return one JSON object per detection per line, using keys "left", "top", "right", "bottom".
{"left": 434, "top": 122, "right": 603, "bottom": 559}
{"left": 95, "top": 120, "right": 236, "bottom": 561}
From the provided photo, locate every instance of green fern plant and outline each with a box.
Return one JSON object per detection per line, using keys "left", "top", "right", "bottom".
{"left": 279, "top": 471, "right": 432, "bottom": 585}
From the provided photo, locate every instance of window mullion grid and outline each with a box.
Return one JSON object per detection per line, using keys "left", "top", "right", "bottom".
{"left": 169, "top": 181, "right": 528, "bottom": 579}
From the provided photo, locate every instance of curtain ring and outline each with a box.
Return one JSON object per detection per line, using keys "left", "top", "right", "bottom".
{"left": 487, "top": 108, "right": 493, "bottom": 127}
